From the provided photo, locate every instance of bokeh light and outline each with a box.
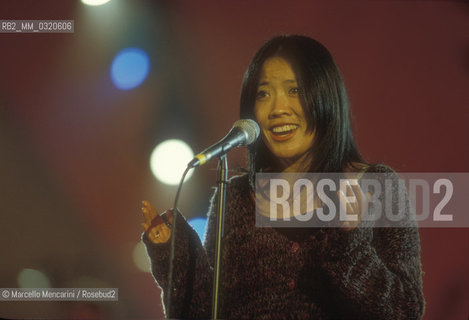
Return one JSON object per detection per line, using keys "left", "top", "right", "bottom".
{"left": 133, "top": 242, "right": 151, "bottom": 273}
{"left": 81, "top": 0, "right": 111, "bottom": 6}
{"left": 188, "top": 217, "right": 208, "bottom": 242}
{"left": 150, "top": 139, "right": 194, "bottom": 185}
{"left": 17, "top": 268, "right": 51, "bottom": 288}
{"left": 111, "top": 47, "right": 150, "bottom": 90}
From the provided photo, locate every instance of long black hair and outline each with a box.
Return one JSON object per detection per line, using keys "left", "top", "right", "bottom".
{"left": 240, "top": 35, "right": 365, "bottom": 188}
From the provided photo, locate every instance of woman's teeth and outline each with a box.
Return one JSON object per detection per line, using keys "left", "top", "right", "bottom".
{"left": 271, "top": 124, "right": 298, "bottom": 135}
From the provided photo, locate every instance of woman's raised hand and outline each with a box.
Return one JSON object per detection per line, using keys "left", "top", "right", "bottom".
{"left": 338, "top": 181, "right": 371, "bottom": 231}
{"left": 141, "top": 200, "right": 172, "bottom": 244}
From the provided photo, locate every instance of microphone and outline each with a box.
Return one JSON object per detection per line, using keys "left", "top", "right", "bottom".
{"left": 188, "top": 119, "right": 260, "bottom": 168}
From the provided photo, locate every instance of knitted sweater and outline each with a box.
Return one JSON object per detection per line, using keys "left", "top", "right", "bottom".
{"left": 143, "top": 165, "right": 425, "bottom": 319}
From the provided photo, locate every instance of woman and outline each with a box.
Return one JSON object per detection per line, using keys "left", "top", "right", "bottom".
{"left": 141, "top": 35, "right": 425, "bottom": 319}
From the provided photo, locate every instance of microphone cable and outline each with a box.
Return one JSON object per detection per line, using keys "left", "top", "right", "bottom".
{"left": 166, "top": 164, "right": 192, "bottom": 318}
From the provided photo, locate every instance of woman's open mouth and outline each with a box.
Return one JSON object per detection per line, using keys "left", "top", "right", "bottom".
{"left": 269, "top": 124, "right": 299, "bottom": 141}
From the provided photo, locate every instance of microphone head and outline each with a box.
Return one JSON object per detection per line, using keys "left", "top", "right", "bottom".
{"left": 233, "top": 119, "right": 260, "bottom": 145}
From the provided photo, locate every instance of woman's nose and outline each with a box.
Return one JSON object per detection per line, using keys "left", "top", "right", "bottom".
{"left": 269, "top": 93, "right": 291, "bottom": 118}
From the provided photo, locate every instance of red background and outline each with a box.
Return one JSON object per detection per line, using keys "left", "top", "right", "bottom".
{"left": 0, "top": 1, "right": 467, "bottom": 319}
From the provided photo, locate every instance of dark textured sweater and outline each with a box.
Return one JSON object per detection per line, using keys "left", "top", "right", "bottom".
{"left": 143, "top": 165, "right": 425, "bottom": 319}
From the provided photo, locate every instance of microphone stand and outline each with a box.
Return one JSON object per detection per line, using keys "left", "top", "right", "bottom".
{"left": 211, "top": 154, "right": 227, "bottom": 320}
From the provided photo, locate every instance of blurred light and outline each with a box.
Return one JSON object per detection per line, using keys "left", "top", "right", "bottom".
{"left": 81, "top": 0, "right": 111, "bottom": 6}
{"left": 69, "top": 276, "right": 108, "bottom": 288}
{"left": 150, "top": 139, "right": 194, "bottom": 185}
{"left": 111, "top": 47, "right": 150, "bottom": 90}
{"left": 188, "top": 217, "right": 208, "bottom": 242}
{"left": 133, "top": 242, "right": 151, "bottom": 273}
{"left": 18, "top": 268, "right": 51, "bottom": 288}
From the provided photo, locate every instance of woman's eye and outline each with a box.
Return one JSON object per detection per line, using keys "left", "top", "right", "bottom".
{"left": 256, "top": 90, "right": 269, "bottom": 99}
{"left": 289, "top": 87, "right": 301, "bottom": 95}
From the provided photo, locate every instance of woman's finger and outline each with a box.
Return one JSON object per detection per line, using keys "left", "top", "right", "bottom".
{"left": 141, "top": 208, "right": 152, "bottom": 224}
{"left": 345, "top": 183, "right": 359, "bottom": 214}
{"left": 142, "top": 200, "right": 159, "bottom": 221}
{"left": 338, "top": 189, "right": 360, "bottom": 231}
{"left": 147, "top": 202, "right": 159, "bottom": 220}
{"left": 141, "top": 201, "right": 152, "bottom": 221}
{"left": 338, "top": 189, "right": 356, "bottom": 216}
{"left": 350, "top": 183, "right": 365, "bottom": 210}
{"left": 143, "top": 207, "right": 158, "bottom": 223}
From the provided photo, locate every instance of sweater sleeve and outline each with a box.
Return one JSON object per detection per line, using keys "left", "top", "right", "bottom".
{"left": 141, "top": 195, "right": 219, "bottom": 319}
{"left": 310, "top": 165, "right": 425, "bottom": 319}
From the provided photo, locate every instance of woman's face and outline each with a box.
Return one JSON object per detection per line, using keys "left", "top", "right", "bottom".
{"left": 254, "top": 57, "right": 315, "bottom": 170}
